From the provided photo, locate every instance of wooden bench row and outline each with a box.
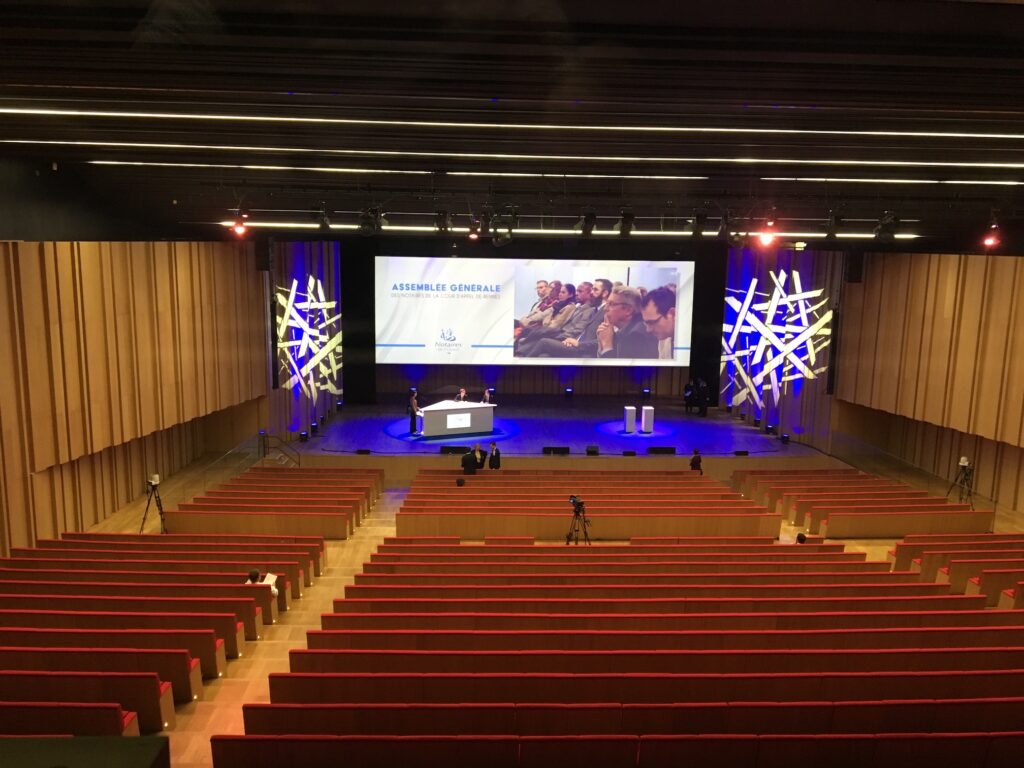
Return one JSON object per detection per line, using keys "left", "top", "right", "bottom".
{"left": 267, "top": 668, "right": 1024, "bottom": 704}
{"left": 286, "top": 646, "right": 1024, "bottom": 675}
{"left": 241, "top": 698, "right": 1024, "bottom": 736}
{"left": 342, "top": 582, "right": 952, "bottom": 600}
{"left": 394, "top": 512, "right": 783, "bottom": 540}
{"left": 329, "top": 594, "right": 987, "bottom": 615}
{"left": 322, "top": 608, "right": 1024, "bottom": 632}
{"left": 305, "top": 625, "right": 1024, "bottom": 651}
{"left": 353, "top": 571, "right": 920, "bottom": 586}
{"left": 0, "top": 646, "right": 203, "bottom": 705}
{"left": 0, "top": 670, "right": 174, "bottom": 733}
{"left": 212, "top": 731, "right": 1024, "bottom": 768}
{"left": 0, "top": 701, "right": 140, "bottom": 737}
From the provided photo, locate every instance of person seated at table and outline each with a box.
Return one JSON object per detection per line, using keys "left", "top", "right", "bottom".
{"left": 481, "top": 388, "right": 493, "bottom": 404}
{"left": 454, "top": 387, "right": 468, "bottom": 402}
{"left": 245, "top": 569, "right": 278, "bottom": 598}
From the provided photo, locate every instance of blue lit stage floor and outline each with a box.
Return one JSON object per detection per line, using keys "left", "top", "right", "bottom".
{"left": 312, "top": 396, "right": 820, "bottom": 459}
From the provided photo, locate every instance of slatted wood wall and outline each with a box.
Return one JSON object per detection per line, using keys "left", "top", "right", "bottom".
{"left": 836, "top": 251, "right": 1024, "bottom": 449}
{"left": 0, "top": 240, "right": 269, "bottom": 554}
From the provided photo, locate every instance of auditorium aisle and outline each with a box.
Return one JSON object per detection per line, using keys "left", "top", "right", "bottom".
{"left": 94, "top": 470, "right": 405, "bottom": 768}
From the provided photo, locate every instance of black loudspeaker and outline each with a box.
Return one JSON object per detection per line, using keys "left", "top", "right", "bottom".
{"left": 543, "top": 446, "right": 570, "bottom": 455}
{"left": 255, "top": 237, "right": 275, "bottom": 271}
{"left": 845, "top": 251, "right": 863, "bottom": 283}
{"left": 647, "top": 446, "right": 677, "bottom": 455}
{"left": 733, "top": 450, "right": 749, "bottom": 456}
{"left": 780, "top": 434, "right": 791, "bottom": 445}
{"left": 622, "top": 450, "right": 637, "bottom": 457}
{"left": 440, "top": 446, "right": 470, "bottom": 455}
{"left": 355, "top": 448, "right": 371, "bottom": 455}
{"left": 586, "top": 445, "right": 600, "bottom": 456}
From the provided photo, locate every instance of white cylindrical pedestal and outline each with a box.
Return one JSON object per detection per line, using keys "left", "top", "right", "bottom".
{"left": 640, "top": 405, "right": 654, "bottom": 433}
{"left": 623, "top": 406, "right": 637, "bottom": 434}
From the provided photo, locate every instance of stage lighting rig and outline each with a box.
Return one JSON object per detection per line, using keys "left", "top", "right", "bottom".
{"left": 689, "top": 211, "right": 708, "bottom": 240}
{"left": 358, "top": 207, "right": 386, "bottom": 235}
{"left": 315, "top": 202, "right": 331, "bottom": 231}
{"left": 231, "top": 204, "right": 249, "bottom": 237}
{"left": 757, "top": 209, "right": 778, "bottom": 247}
{"left": 574, "top": 210, "right": 597, "bottom": 237}
{"left": 824, "top": 210, "right": 842, "bottom": 242}
{"left": 434, "top": 210, "right": 452, "bottom": 233}
{"left": 874, "top": 210, "right": 899, "bottom": 242}
{"left": 983, "top": 214, "right": 1001, "bottom": 250}
{"left": 492, "top": 205, "right": 519, "bottom": 247}
{"left": 614, "top": 209, "right": 635, "bottom": 236}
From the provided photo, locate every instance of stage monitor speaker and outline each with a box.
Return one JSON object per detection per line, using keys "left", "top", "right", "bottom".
{"left": 440, "top": 445, "right": 471, "bottom": 455}
{"left": 733, "top": 450, "right": 749, "bottom": 456}
{"left": 845, "top": 251, "right": 864, "bottom": 283}
{"left": 543, "top": 446, "right": 570, "bottom": 455}
{"left": 647, "top": 446, "right": 676, "bottom": 455}
{"left": 255, "top": 237, "right": 275, "bottom": 271}
{"left": 355, "top": 448, "right": 371, "bottom": 455}
{"left": 585, "top": 445, "right": 599, "bottom": 456}
{"left": 622, "top": 450, "right": 637, "bottom": 457}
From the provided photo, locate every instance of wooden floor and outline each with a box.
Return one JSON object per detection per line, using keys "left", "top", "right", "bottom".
{"left": 86, "top": 452, "right": 1023, "bottom": 767}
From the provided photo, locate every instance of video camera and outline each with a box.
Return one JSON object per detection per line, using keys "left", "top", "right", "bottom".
{"left": 569, "top": 495, "right": 586, "bottom": 516}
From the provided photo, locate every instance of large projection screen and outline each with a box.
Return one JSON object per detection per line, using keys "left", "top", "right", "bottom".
{"left": 375, "top": 256, "right": 695, "bottom": 366}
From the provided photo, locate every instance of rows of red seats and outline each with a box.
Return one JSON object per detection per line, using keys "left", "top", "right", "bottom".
{"left": 213, "top": 467, "right": 1024, "bottom": 766}
{"left": 0, "top": 466, "right": 382, "bottom": 740}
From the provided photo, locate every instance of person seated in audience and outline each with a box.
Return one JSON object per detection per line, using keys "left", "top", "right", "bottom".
{"left": 640, "top": 285, "right": 678, "bottom": 359}
{"left": 796, "top": 532, "right": 807, "bottom": 544}
{"left": 515, "top": 284, "right": 577, "bottom": 354}
{"left": 519, "top": 280, "right": 561, "bottom": 327}
{"left": 595, "top": 285, "right": 659, "bottom": 359}
{"left": 245, "top": 569, "right": 278, "bottom": 598}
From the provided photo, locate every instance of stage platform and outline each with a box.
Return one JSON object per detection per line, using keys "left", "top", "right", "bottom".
{"left": 308, "top": 396, "right": 820, "bottom": 460}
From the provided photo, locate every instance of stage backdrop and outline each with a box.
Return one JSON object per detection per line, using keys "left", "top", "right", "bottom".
{"left": 339, "top": 234, "right": 726, "bottom": 400}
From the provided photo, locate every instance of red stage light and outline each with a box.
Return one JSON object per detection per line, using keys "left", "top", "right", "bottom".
{"left": 232, "top": 221, "right": 247, "bottom": 236}
{"left": 983, "top": 222, "right": 1000, "bottom": 249}
{"left": 758, "top": 231, "right": 776, "bottom": 247}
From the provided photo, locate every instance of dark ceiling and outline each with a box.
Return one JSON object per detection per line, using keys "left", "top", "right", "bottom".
{"left": 2, "top": 0, "right": 1024, "bottom": 249}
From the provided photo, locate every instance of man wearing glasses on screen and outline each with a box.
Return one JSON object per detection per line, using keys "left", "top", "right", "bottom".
{"left": 640, "top": 285, "right": 677, "bottom": 359}
{"left": 595, "top": 286, "right": 659, "bottom": 359}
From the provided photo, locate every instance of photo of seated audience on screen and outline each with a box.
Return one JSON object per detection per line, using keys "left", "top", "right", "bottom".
{"left": 375, "top": 256, "right": 693, "bottom": 367}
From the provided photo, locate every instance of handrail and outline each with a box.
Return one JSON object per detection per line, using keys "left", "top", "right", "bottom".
{"left": 259, "top": 433, "right": 302, "bottom": 467}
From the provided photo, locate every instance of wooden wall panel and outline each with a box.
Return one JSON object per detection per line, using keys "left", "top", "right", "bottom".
{"left": 0, "top": 239, "right": 270, "bottom": 554}
{"left": 837, "top": 251, "right": 1024, "bottom": 450}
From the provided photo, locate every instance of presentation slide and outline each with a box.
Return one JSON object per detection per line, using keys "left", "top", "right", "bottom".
{"left": 375, "top": 256, "right": 694, "bottom": 366}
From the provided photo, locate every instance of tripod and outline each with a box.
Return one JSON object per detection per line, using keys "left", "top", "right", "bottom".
{"left": 947, "top": 462, "right": 975, "bottom": 510}
{"left": 140, "top": 482, "right": 166, "bottom": 534}
{"left": 564, "top": 509, "right": 592, "bottom": 546}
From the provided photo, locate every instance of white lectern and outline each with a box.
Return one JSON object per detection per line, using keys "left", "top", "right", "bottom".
{"left": 623, "top": 406, "right": 637, "bottom": 434}
{"left": 640, "top": 405, "right": 654, "bottom": 433}
{"left": 420, "top": 400, "right": 497, "bottom": 438}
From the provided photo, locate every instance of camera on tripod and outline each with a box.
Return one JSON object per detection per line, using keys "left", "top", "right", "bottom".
{"left": 565, "top": 495, "right": 591, "bottom": 545}
{"left": 141, "top": 473, "right": 166, "bottom": 534}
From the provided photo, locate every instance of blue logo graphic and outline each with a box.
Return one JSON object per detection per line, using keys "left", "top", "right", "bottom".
{"left": 439, "top": 328, "right": 456, "bottom": 342}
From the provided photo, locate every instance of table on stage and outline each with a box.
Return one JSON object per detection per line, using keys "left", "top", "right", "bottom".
{"left": 419, "top": 400, "right": 497, "bottom": 438}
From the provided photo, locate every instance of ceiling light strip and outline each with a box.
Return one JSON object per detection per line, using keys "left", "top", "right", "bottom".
{"left": 762, "top": 176, "right": 1024, "bottom": 186}
{"left": 7, "top": 138, "right": 1024, "bottom": 170}
{"left": 5, "top": 106, "right": 1024, "bottom": 142}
